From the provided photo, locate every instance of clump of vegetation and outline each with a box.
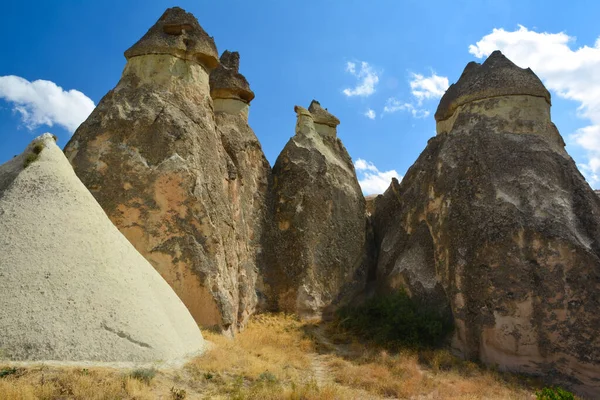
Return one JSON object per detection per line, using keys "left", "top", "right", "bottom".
{"left": 0, "top": 367, "right": 17, "bottom": 378}
{"left": 170, "top": 386, "right": 187, "bottom": 399}
{"left": 129, "top": 367, "right": 157, "bottom": 385}
{"left": 23, "top": 142, "right": 45, "bottom": 168}
{"left": 32, "top": 143, "right": 45, "bottom": 155}
{"left": 335, "top": 289, "right": 453, "bottom": 349}
{"left": 536, "top": 386, "right": 576, "bottom": 400}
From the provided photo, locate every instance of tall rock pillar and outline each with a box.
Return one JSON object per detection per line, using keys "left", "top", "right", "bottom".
{"left": 266, "top": 101, "right": 369, "bottom": 319}
{"left": 371, "top": 51, "right": 600, "bottom": 397}
{"left": 209, "top": 50, "right": 271, "bottom": 328}
{"left": 65, "top": 7, "right": 251, "bottom": 333}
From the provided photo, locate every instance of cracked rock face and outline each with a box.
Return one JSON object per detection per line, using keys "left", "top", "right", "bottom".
{"left": 372, "top": 52, "right": 600, "bottom": 397}
{"left": 0, "top": 134, "right": 204, "bottom": 363}
{"left": 209, "top": 50, "right": 271, "bottom": 327}
{"left": 65, "top": 8, "right": 254, "bottom": 333}
{"left": 264, "top": 101, "right": 369, "bottom": 319}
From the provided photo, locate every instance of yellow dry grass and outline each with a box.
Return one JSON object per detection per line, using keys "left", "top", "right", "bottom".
{"left": 0, "top": 313, "right": 567, "bottom": 399}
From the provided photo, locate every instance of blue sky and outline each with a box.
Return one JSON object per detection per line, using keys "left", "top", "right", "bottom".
{"left": 3, "top": 0, "right": 600, "bottom": 194}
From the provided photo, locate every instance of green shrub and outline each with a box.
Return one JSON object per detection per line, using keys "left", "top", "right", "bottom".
{"left": 258, "top": 371, "right": 277, "bottom": 383}
{"left": 32, "top": 143, "right": 44, "bottom": 155}
{"left": 0, "top": 367, "right": 17, "bottom": 378}
{"left": 335, "top": 289, "right": 453, "bottom": 349}
{"left": 23, "top": 153, "right": 39, "bottom": 168}
{"left": 536, "top": 386, "right": 575, "bottom": 400}
{"left": 129, "top": 367, "right": 157, "bottom": 384}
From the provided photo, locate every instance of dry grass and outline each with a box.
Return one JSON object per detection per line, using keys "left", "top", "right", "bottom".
{"left": 0, "top": 367, "right": 154, "bottom": 400}
{"left": 0, "top": 313, "right": 565, "bottom": 399}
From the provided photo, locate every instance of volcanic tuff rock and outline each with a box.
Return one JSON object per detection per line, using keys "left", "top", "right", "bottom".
{"left": 209, "top": 50, "right": 270, "bottom": 327}
{"left": 435, "top": 51, "right": 565, "bottom": 150}
{"left": 264, "top": 101, "right": 369, "bottom": 318}
{"left": 372, "top": 51, "right": 600, "bottom": 397}
{"left": 0, "top": 134, "right": 204, "bottom": 363}
{"left": 65, "top": 7, "right": 255, "bottom": 333}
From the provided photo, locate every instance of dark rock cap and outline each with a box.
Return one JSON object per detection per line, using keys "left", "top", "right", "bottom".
{"left": 435, "top": 51, "right": 551, "bottom": 122}
{"left": 210, "top": 51, "right": 255, "bottom": 103}
{"left": 124, "top": 7, "right": 219, "bottom": 70}
{"left": 308, "top": 100, "right": 340, "bottom": 127}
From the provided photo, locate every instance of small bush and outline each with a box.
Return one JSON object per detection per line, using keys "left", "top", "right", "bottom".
{"left": 23, "top": 153, "right": 40, "bottom": 168}
{"left": 129, "top": 368, "right": 157, "bottom": 385}
{"left": 258, "top": 371, "right": 277, "bottom": 383}
{"left": 170, "top": 386, "right": 187, "bottom": 399}
{"left": 536, "top": 386, "right": 575, "bottom": 400}
{"left": 32, "top": 143, "right": 45, "bottom": 155}
{"left": 335, "top": 289, "right": 453, "bottom": 349}
{"left": 203, "top": 371, "right": 214, "bottom": 380}
{"left": 0, "top": 367, "right": 17, "bottom": 378}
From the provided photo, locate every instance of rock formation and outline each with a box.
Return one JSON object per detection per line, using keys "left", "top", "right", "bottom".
{"left": 209, "top": 50, "right": 270, "bottom": 328}
{"left": 265, "top": 101, "right": 369, "bottom": 319}
{"left": 0, "top": 134, "right": 204, "bottom": 363}
{"left": 65, "top": 7, "right": 256, "bottom": 333}
{"left": 371, "top": 51, "right": 600, "bottom": 396}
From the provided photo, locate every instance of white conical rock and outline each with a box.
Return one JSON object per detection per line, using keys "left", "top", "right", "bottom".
{"left": 0, "top": 134, "right": 205, "bottom": 364}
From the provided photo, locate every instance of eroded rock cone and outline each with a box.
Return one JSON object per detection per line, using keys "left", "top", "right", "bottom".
{"left": 372, "top": 51, "right": 600, "bottom": 397}
{"left": 0, "top": 134, "right": 204, "bottom": 363}
{"left": 265, "top": 101, "right": 369, "bottom": 319}
{"left": 209, "top": 50, "right": 270, "bottom": 327}
{"left": 65, "top": 7, "right": 248, "bottom": 333}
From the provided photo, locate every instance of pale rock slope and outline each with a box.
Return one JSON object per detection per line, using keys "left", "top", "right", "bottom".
{"left": 0, "top": 134, "right": 204, "bottom": 363}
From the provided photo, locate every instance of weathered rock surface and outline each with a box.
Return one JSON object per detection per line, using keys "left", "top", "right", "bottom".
{"left": 265, "top": 101, "right": 369, "bottom": 319}
{"left": 0, "top": 134, "right": 204, "bottom": 363}
{"left": 65, "top": 7, "right": 253, "bottom": 333}
{"left": 435, "top": 51, "right": 565, "bottom": 150}
{"left": 209, "top": 50, "right": 270, "bottom": 328}
{"left": 372, "top": 52, "right": 600, "bottom": 397}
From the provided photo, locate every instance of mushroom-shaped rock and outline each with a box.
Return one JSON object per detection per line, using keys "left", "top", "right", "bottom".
{"left": 65, "top": 8, "right": 253, "bottom": 334}
{"left": 434, "top": 51, "right": 563, "bottom": 148}
{"left": 308, "top": 100, "right": 340, "bottom": 139}
{"left": 0, "top": 134, "right": 205, "bottom": 364}
{"left": 264, "top": 102, "right": 369, "bottom": 319}
{"left": 210, "top": 50, "right": 255, "bottom": 103}
{"left": 371, "top": 53, "right": 600, "bottom": 397}
{"left": 308, "top": 100, "right": 340, "bottom": 127}
{"left": 125, "top": 7, "right": 219, "bottom": 70}
{"left": 210, "top": 51, "right": 255, "bottom": 118}
{"left": 435, "top": 50, "right": 550, "bottom": 122}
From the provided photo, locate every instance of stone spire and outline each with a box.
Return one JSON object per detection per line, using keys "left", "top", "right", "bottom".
{"left": 264, "top": 101, "right": 368, "bottom": 319}
{"left": 65, "top": 7, "right": 253, "bottom": 334}
{"left": 124, "top": 7, "right": 219, "bottom": 70}
{"left": 308, "top": 100, "right": 340, "bottom": 128}
{"left": 434, "top": 51, "right": 563, "bottom": 148}
{"left": 210, "top": 50, "right": 255, "bottom": 117}
{"left": 292, "top": 100, "right": 340, "bottom": 139}
{"left": 435, "top": 50, "right": 550, "bottom": 123}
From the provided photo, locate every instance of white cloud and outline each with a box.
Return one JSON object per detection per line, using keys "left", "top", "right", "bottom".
{"left": 354, "top": 158, "right": 401, "bottom": 195}
{"left": 0, "top": 75, "right": 95, "bottom": 133}
{"left": 383, "top": 98, "right": 430, "bottom": 118}
{"left": 364, "top": 108, "right": 376, "bottom": 119}
{"left": 409, "top": 73, "right": 449, "bottom": 104}
{"left": 382, "top": 72, "right": 446, "bottom": 118}
{"left": 343, "top": 61, "right": 379, "bottom": 97}
{"left": 469, "top": 26, "right": 600, "bottom": 186}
